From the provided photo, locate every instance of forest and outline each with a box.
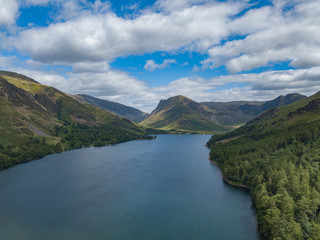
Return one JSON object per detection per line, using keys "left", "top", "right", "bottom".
{"left": 208, "top": 119, "right": 320, "bottom": 239}
{"left": 0, "top": 122, "right": 154, "bottom": 171}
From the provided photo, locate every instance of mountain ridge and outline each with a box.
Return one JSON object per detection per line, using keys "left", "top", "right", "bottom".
{"left": 141, "top": 95, "right": 229, "bottom": 133}
{"left": 201, "top": 93, "right": 306, "bottom": 125}
{"left": 76, "top": 94, "right": 149, "bottom": 123}
{"left": 141, "top": 93, "right": 306, "bottom": 132}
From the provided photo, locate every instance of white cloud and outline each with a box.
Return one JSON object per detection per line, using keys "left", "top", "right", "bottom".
{"left": 2, "top": 0, "right": 320, "bottom": 113}
{"left": 7, "top": 67, "right": 69, "bottom": 88}
{"left": 13, "top": 1, "right": 243, "bottom": 64}
{"left": 4, "top": 66, "right": 160, "bottom": 112}
{"left": 154, "top": 0, "right": 210, "bottom": 12}
{"left": 144, "top": 59, "right": 177, "bottom": 71}
{"left": 13, "top": 0, "right": 319, "bottom": 73}
{"left": 203, "top": 0, "right": 320, "bottom": 73}
{"left": 0, "top": 55, "right": 17, "bottom": 67}
{"left": 154, "top": 67, "right": 320, "bottom": 104}
{"left": 67, "top": 70, "right": 162, "bottom": 112}
{"left": 0, "top": 0, "right": 19, "bottom": 25}
{"left": 72, "top": 61, "right": 110, "bottom": 73}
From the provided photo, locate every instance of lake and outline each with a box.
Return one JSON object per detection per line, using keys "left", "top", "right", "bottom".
{"left": 0, "top": 135, "right": 260, "bottom": 240}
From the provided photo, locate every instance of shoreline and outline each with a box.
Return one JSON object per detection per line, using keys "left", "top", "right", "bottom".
{"left": 209, "top": 160, "right": 250, "bottom": 190}
{"left": 0, "top": 134, "right": 156, "bottom": 172}
{"left": 209, "top": 158, "right": 266, "bottom": 240}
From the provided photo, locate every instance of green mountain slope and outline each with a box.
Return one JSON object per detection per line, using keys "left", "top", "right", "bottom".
{"left": 0, "top": 71, "right": 151, "bottom": 169}
{"left": 141, "top": 94, "right": 305, "bottom": 133}
{"left": 76, "top": 94, "right": 149, "bottom": 123}
{"left": 141, "top": 95, "right": 229, "bottom": 133}
{"left": 207, "top": 91, "right": 320, "bottom": 239}
{"left": 201, "top": 93, "right": 306, "bottom": 125}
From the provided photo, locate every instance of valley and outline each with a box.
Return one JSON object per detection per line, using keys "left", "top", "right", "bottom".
{"left": 1, "top": 70, "right": 320, "bottom": 240}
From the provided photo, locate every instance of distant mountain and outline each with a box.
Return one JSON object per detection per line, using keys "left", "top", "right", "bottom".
{"left": 0, "top": 71, "right": 151, "bottom": 170}
{"left": 141, "top": 93, "right": 306, "bottom": 133}
{"left": 76, "top": 94, "right": 148, "bottom": 123}
{"left": 200, "top": 101, "right": 263, "bottom": 125}
{"left": 255, "top": 93, "right": 306, "bottom": 115}
{"left": 141, "top": 95, "right": 229, "bottom": 133}
{"left": 201, "top": 93, "right": 306, "bottom": 125}
{"left": 207, "top": 91, "right": 320, "bottom": 240}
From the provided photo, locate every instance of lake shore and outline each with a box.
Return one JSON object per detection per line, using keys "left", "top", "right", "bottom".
{"left": 209, "top": 160, "right": 250, "bottom": 190}
{"left": 209, "top": 159, "right": 267, "bottom": 240}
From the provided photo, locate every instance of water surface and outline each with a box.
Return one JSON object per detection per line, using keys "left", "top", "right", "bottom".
{"left": 0, "top": 135, "right": 260, "bottom": 240}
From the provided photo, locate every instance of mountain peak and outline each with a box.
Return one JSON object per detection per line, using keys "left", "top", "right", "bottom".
{"left": 171, "top": 95, "right": 191, "bottom": 100}
{"left": 141, "top": 95, "right": 228, "bottom": 133}
{"left": 163, "top": 95, "right": 193, "bottom": 104}
{"left": 153, "top": 95, "right": 193, "bottom": 114}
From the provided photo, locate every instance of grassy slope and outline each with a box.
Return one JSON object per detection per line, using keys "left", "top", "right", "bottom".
{"left": 207, "top": 92, "right": 320, "bottom": 240}
{"left": 141, "top": 95, "right": 229, "bottom": 133}
{"left": 0, "top": 71, "right": 151, "bottom": 170}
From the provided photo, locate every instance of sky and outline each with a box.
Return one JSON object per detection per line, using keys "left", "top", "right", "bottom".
{"left": 0, "top": 0, "right": 320, "bottom": 112}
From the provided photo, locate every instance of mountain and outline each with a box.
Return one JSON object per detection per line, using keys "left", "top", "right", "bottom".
{"left": 141, "top": 93, "right": 305, "bottom": 133}
{"left": 201, "top": 93, "right": 306, "bottom": 125}
{"left": 254, "top": 93, "right": 307, "bottom": 115}
{"left": 76, "top": 94, "right": 148, "bottom": 123}
{"left": 0, "top": 71, "right": 151, "bottom": 170}
{"left": 200, "top": 101, "right": 263, "bottom": 125}
{"left": 140, "top": 95, "right": 229, "bottom": 133}
{"left": 207, "top": 92, "right": 320, "bottom": 239}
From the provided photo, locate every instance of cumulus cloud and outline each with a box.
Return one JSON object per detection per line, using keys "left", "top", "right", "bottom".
{"left": 203, "top": 0, "right": 320, "bottom": 73}
{"left": 68, "top": 71, "right": 161, "bottom": 111}
{"left": 12, "top": 1, "right": 243, "bottom": 64}
{"left": 156, "top": 67, "right": 320, "bottom": 103}
{"left": 0, "top": 0, "right": 19, "bottom": 25}
{"left": 0, "top": 55, "right": 17, "bottom": 67}
{"left": 13, "top": 0, "right": 320, "bottom": 72}
{"left": 72, "top": 61, "right": 110, "bottom": 73}
{"left": 4, "top": 65, "right": 160, "bottom": 112}
{"left": 154, "top": 0, "right": 210, "bottom": 12}
{"left": 144, "top": 59, "right": 177, "bottom": 71}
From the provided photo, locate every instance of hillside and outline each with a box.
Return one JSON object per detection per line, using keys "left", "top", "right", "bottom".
{"left": 140, "top": 95, "right": 229, "bottom": 133}
{"left": 76, "top": 94, "right": 149, "bottom": 123}
{"left": 207, "top": 91, "right": 320, "bottom": 239}
{"left": 141, "top": 94, "right": 305, "bottom": 133}
{"left": 201, "top": 93, "right": 306, "bottom": 125}
{"left": 0, "top": 71, "right": 151, "bottom": 170}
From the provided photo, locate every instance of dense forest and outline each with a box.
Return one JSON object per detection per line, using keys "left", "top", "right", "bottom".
{"left": 0, "top": 120, "right": 157, "bottom": 170}
{"left": 208, "top": 94, "right": 320, "bottom": 240}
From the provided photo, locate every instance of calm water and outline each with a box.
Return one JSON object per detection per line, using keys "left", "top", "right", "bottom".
{"left": 0, "top": 135, "right": 260, "bottom": 240}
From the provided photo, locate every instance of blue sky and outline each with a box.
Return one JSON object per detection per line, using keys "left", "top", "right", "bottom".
{"left": 1, "top": 0, "right": 320, "bottom": 112}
